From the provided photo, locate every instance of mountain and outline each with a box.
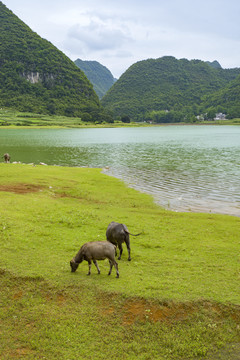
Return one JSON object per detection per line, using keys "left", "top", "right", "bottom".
{"left": 101, "top": 56, "right": 240, "bottom": 121}
{"left": 0, "top": 2, "right": 104, "bottom": 119}
{"left": 205, "top": 60, "right": 222, "bottom": 69}
{"left": 74, "top": 59, "right": 116, "bottom": 99}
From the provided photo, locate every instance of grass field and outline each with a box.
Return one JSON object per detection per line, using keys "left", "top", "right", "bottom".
{"left": 0, "top": 163, "right": 239, "bottom": 359}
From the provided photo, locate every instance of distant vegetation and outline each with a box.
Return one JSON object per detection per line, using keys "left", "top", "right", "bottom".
{"left": 101, "top": 56, "right": 240, "bottom": 122}
{"left": 0, "top": 2, "right": 113, "bottom": 122}
{"left": 75, "top": 59, "right": 116, "bottom": 99}
{"left": 202, "top": 74, "right": 240, "bottom": 119}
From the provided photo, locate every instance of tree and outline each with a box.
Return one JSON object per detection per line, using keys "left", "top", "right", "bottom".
{"left": 206, "top": 108, "right": 216, "bottom": 120}
{"left": 121, "top": 115, "right": 130, "bottom": 123}
{"left": 81, "top": 113, "right": 92, "bottom": 122}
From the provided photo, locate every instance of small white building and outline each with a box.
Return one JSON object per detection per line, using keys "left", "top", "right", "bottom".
{"left": 215, "top": 113, "right": 226, "bottom": 120}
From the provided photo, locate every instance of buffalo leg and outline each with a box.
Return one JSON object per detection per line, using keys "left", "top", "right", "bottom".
{"left": 125, "top": 239, "right": 131, "bottom": 261}
{"left": 113, "top": 260, "right": 119, "bottom": 278}
{"left": 108, "top": 260, "right": 113, "bottom": 275}
{"left": 93, "top": 260, "right": 100, "bottom": 274}
{"left": 108, "top": 260, "right": 119, "bottom": 278}
{"left": 118, "top": 244, "right": 123, "bottom": 260}
{"left": 87, "top": 261, "right": 92, "bottom": 275}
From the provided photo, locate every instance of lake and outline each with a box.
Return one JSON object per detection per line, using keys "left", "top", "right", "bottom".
{"left": 0, "top": 125, "right": 239, "bottom": 216}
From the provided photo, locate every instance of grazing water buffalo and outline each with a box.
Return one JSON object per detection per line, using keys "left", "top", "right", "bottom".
{"left": 70, "top": 241, "right": 119, "bottom": 278}
{"left": 3, "top": 153, "right": 10, "bottom": 163}
{"left": 106, "top": 221, "right": 141, "bottom": 261}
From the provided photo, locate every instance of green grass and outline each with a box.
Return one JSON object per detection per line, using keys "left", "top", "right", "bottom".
{"left": 202, "top": 118, "right": 240, "bottom": 125}
{"left": 0, "top": 109, "right": 145, "bottom": 128}
{"left": 0, "top": 164, "right": 239, "bottom": 359}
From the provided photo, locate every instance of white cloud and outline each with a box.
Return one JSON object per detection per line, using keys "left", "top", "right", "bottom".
{"left": 66, "top": 21, "right": 133, "bottom": 52}
{"left": 3, "top": 0, "right": 240, "bottom": 78}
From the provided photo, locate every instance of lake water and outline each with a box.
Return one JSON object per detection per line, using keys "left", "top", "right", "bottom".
{"left": 0, "top": 125, "right": 239, "bottom": 216}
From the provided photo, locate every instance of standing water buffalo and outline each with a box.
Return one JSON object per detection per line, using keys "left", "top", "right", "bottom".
{"left": 70, "top": 241, "right": 119, "bottom": 278}
{"left": 3, "top": 153, "right": 10, "bottom": 163}
{"left": 106, "top": 221, "right": 141, "bottom": 261}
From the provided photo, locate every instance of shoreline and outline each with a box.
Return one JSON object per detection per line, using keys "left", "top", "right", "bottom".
{"left": 103, "top": 168, "right": 240, "bottom": 218}
{"left": 0, "top": 121, "right": 240, "bottom": 129}
{"left": 3, "top": 161, "right": 239, "bottom": 218}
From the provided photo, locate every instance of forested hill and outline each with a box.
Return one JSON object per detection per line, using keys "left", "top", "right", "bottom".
{"left": 101, "top": 56, "right": 240, "bottom": 121}
{"left": 0, "top": 2, "right": 102, "bottom": 118}
{"left": 202, "top": 74, "right": 240, "bottom": 119}
{"left": 74, "top": 59, "right": 116, "bottom": 99}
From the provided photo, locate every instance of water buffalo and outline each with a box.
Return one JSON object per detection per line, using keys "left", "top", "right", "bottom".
{"left": 106, "top": 221, "right": 141, "bottom": 261}
{"left": 3, "top": 153, "right": 10, "bottom": 163}
{"left": 70, "top": 241, "right": 119, "bottom": 278}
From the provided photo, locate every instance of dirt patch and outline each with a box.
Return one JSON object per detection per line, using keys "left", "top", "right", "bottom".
{"left": 53, "top": 191, "right": 80, "bottom": 199}
{"left": 13, "top": 290, "right": 23, "bottom": 300}
{"left": 9, "top": 347, "right": 36, "bottom": 357}
{"left": 97, "top": 292, "right": 198, "bottom": 325}
{"left": 90, "top": 287, "right": 240, "bottom": 328}
{"left": 53, "top": 191, "right": 106, "bottom": 205}
{"left": 122, "top": 298, "right": 197, "bottom": 325}
{"left": 0, "top": 183, "right": 44, "bottom": 194}
{"left": 121, "top": 298, "right": 240, "bottom": 326}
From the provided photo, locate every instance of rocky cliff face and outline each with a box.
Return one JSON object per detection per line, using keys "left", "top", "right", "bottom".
{"left": 22, "top": 72, "right": 56, "bottom": 84}
{"left": 22, "top": 72, "right": 40, "bottom": 84}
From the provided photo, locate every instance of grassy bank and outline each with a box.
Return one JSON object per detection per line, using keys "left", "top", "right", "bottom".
{"left": 0, "top": 109, "right": 144, "bottom": 128}
{"left": 0, "top": 164, "right": 239, "bottom": 359}
{"left": 1, "top": 109, "right": 240, "bottom": 128}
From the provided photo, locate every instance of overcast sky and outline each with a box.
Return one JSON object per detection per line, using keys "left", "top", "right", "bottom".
{"left": 3, "top": 0, "right": 240, "bottom": 78}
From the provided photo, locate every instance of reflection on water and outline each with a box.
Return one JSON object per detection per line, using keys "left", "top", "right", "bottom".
{"left": 0, "top": 126, "right": 239, "bottom": 216}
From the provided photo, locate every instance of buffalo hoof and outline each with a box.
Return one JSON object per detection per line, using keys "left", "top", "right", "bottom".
{"left": 128, "top": 258, "right": 131, "bottom": 261}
